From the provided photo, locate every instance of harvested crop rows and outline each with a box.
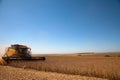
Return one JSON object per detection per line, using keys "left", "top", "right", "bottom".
{"left": 8, "top": 56, "right": 120, "bottom": 80}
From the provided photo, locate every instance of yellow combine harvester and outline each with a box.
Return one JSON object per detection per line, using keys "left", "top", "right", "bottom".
{"left": 0, "top": 44, "right": 45, "bottom": 65}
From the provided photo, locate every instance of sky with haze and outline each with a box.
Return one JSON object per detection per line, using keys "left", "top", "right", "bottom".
{"left": 0, "top": 0, "right": 120, "bottom": 54}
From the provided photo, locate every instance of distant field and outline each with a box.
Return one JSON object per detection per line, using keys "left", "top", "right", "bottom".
{"left": 32, "top": 52, "right": 120, "bottom": 57}
{"left": 8, "top": 53, "right": 120, "bottom": 80}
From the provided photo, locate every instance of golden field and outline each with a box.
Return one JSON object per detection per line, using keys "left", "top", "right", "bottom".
{"left": 0, "top": 66, "right": 107, "bottom": 80}
{"left": 7, "top": 53, "right": 120, "bottom": 80}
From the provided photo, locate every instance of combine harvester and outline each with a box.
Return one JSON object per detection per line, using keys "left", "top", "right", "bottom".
{"left": 0, "top": 44, "right": 45, "bottom": 65}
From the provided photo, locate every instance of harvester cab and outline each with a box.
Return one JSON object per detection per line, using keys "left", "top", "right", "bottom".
{"left": 0, "top": 44, "right": 45, "bottom": 65}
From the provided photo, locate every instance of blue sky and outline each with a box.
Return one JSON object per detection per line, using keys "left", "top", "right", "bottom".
{"left": 0, "top": 0, "right": 120, "bottom": 54}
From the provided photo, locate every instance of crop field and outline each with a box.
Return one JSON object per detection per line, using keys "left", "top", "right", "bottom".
{"left": 0, "top": 65, "right": 108, "bottom": 80}
{"left": 8, "top": 54, "right": 120, "bottom": 80}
